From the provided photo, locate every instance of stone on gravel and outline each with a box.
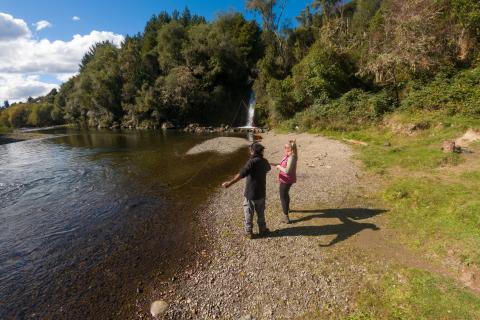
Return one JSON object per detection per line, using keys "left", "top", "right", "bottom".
{"left": 150, "top": 300, "right": 168, "bottom": 317}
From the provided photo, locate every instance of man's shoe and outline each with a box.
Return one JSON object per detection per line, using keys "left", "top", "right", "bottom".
{"left": 283, "top": 215, "right": 291, "bottom": 224}
{"left": 245, "top": 231, "right": 254, "bottom": 239}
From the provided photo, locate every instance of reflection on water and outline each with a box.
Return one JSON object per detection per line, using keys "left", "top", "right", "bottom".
{"left": 0, "top": 129, "right": 248, "bottom": 319}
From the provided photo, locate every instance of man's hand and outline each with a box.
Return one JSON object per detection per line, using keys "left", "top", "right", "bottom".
{"left": 222, "top": 181, "right": 231, "bottom": 188}
{"left": 222, "top": 173, "right": 242, "bottom": 189}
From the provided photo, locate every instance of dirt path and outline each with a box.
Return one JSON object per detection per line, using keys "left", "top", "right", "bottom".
{"left": 136, "top": 133, "right": 391, "bottom": 319}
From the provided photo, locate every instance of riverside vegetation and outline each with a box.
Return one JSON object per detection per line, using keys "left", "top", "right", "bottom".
{"left": 2, "top": 0, "right": 480, "bottom": 318}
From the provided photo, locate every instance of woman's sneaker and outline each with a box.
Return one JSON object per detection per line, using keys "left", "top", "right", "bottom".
{"left": 259, "top": 227, "right": 270, "bottom": 237}
{"left": 283, "top": 215, "right": 291, "bottom": 224}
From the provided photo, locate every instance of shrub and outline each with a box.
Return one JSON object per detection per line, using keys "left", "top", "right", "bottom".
{"left": 401, "top": 66, "right": 480, "bottom": 116}
{"left": 268, "top": 43, "right": 359, "bottom": 122}
{"left": 292, "top": 89, "right": 395, "bottom": 130}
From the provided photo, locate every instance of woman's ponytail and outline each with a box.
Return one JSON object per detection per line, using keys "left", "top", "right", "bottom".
{"left": 289, "top": 140, "right": 298, "bottom": 158}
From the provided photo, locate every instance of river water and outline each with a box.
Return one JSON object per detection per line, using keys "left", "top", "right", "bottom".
{"left": 0, "top": 129, "right": 248, "bottom": 319}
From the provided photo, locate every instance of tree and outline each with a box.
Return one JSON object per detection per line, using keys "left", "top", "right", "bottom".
{"left": 119, "top": 36, "right": 145, "bottom": 104}
{"left": 158, "top": 66, "right": 200, "bottom": 121}
{"left": 312, "top": 0, "right": 342, "bottom": 22}
{"left": 351, "top": 0, "right": 382, "bottom": 35}
{"left": 359, "top": 0, "right": 455, "bottom": 102}
{"left": 181, "top": 7, "right": 192, "bottom": 26}
{"left": 3, "top": 100, "right": 9, "bottom": 109}
{"left": 156, "top": 21, "right": 187, "bottom": 72}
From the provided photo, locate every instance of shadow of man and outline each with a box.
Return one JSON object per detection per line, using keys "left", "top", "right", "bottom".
{"left": 267, "top": 208, "right": 385, "bottom": 246}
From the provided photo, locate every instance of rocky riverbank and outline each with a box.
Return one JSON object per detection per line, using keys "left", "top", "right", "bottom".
{"left": 181, "top": 123, "right": 266, "bottom": 134}
{"left": 0, "top": 131, "right": 55, "bottom": 145}
{"left": 137, "top": 132, "right": 387, "bottom": 319}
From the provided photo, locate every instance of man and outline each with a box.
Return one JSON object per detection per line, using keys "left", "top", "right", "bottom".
{"left": 222, "top": 142, "right": 271, "bottom": 239}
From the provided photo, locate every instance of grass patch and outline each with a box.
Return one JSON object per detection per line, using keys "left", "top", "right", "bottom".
{"left": 385, "top": 178, "right": 480, "bottom": 266}
{"left": 311, "top": 113, "right": 478, "bottom": 172}
{"left": 347, "top": 268, "right": 480, "bottom": 320}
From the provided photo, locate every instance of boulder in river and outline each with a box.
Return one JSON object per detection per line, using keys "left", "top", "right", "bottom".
{"left": 161, "top": 121, "right": 175, "bottom": 130}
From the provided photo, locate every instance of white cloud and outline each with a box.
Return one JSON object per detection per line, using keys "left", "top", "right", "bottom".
{"left": 0, "top": 30, "right": 124, "bottom": 74}
{"left": 33, "top": 20, "right": 52, "bottom": 31}
{"left": 0, "top": 13, "right": 124, "bottom": 102}
{"left": 0, "top": 74, "right": 57, "bottom": 103}
{"left": 55, "top": 73, "right": 77, "bottom": 82}
{"left": 72, "top": 16, "right": 80, "bottom": 21}
{"left": 0, "top": 12, "right": 31, "bottom": 41}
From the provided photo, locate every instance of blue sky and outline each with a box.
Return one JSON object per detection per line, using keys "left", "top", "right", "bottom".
{"left": 0, "top": 0, "right": 312, "bottom": 102}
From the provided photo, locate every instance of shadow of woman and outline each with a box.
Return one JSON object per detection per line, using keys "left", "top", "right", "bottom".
{"left": 266, "top": 208, "right": 386, "bottom": 246}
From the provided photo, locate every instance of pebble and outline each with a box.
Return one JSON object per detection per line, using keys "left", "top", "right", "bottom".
{"left": 150, "top": 300, "right": 168, "bottom": 317}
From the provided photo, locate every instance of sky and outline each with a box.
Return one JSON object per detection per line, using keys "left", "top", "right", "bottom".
{"left": 0, "top": 0, "right": 312, "bottom": 103}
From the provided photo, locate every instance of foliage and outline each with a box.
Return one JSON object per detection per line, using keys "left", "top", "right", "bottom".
{"left": 57, "top": 10, "right": 262, "bottom": 129}
{"left": 451, "top": 0, "right": 480, "bottom": 38}
{"left": 401, "top": 66, "right": 480, "bottom": 116}
{"left": 0, "top": 89, "right": 62, "bottom": 128}
{"left": 5, "top": 2, "right": 480, "bottom": 128}
{"left": 358, "top": 0, "right": 457, "bottom": 90}
{"left": 267, "top": 44, "right": 358, "bottom": 121}
{"left": 288, "top": 88, "right": 395, "bottom": 130}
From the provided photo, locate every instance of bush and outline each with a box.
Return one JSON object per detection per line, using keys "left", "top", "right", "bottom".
{"left": 401, "top": 66, "right": 480, "bottom": 116}
{"left": 291, "top": 89, "right": 395, "bottom": 131}
{"left": 268, "top": 43, "right": 359, "bottom": 122}
{"left": 7, "top": 104, "right": 30, "bottom": 127}
{"left": 27, "top": 103, "right": 54, "bottom": 127}
{"left": 0, "top": 100, "right": 62, "bottom": 129}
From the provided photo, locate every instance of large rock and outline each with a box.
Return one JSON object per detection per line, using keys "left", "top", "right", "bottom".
{"left": 442, "top": 140, "right": 458, "bottom": 153}
{"left": 161, "top": 121, "right": 175, "bottom": 130}
{"left": 384, "top": 117, "right": 430, "bottom": 135}
{"left": 455, "top": 129, "right": 480, "bottom": 148}
{"left": 150, "top": 300, "right": 168, "bottom": 317}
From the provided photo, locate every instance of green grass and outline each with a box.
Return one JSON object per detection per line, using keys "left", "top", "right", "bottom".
{"left": 299, "top": 267, "right": 480, "bottom": 320}
{"left": 311, "top": 113, "right": 480, "bottom": 173}
{"left": 0, "top": 123, "right": 11, "bottom": 134}
{"left": 385, "top": 177, "right": 480, "bottom": 266}
{"left": 347, "top": 268, "right": 480, "bottom": 320}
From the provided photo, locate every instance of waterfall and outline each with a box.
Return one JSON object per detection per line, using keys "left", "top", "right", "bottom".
{"left": 245, "top": 91, "right": 255, "bottom": 128}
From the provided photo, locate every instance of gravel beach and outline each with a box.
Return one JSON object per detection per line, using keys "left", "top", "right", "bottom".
{"left": 141, "top": 132, "right": 385, "bottom": 319}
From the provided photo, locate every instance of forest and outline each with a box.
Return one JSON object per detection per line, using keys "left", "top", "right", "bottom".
{"left": 1, "top": 0, "right": 479, "bottom": 130}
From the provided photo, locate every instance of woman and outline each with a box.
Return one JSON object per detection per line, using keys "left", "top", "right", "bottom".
{"left": 274, "top": 140, "right": 297, "bottom": 224}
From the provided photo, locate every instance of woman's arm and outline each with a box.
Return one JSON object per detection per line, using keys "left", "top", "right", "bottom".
{"left": 285, "top": 156, "right": 296, "bottom": 175}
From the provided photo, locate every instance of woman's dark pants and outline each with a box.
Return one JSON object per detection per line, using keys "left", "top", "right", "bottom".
{"left": 279, "top": 183, "right": 292, "bottom": 216}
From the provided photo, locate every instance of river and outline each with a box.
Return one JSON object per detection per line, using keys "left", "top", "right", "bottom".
{"left": 0, "top": 129, "right": 248, "bottom": 319}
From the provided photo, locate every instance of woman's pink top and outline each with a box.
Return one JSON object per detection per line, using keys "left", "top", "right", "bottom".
{"left": 279, "top": 155, "right": 297, "bottom": 184}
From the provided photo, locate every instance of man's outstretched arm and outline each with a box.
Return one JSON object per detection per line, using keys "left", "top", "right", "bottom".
{"left": 222, "top": 173, "right": 242, "bottom": 188}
